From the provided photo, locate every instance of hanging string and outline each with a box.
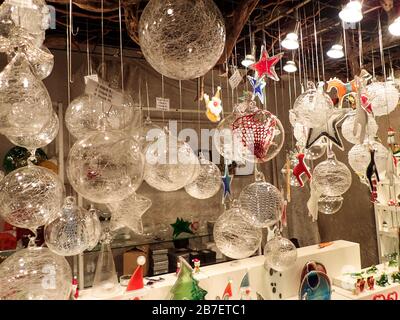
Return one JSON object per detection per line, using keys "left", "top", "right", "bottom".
{"left": 371, "top": 47, "right": 376, "bottom": 79}
{"left": 118, "top": 0, "right": 124, "bottom": 92}
{"left": 138, "top": 75, "right": 142, "bottom": 124}
{"left": 66, "top": 5, "right": 71, "bottom": 106}
{"left": 342, "top": 22, "right": 349, "bottom": 82}
{"left": 68, "top": 0, "right": 73, "bottom": 84}
{"left": 101, "top": 0, "right": 105, "bottom": 78}
{"left": 197, "top": 79, "right": 201, "bottom": 138}
{"left": 313, "top": 10, "right": 320, "bottom": 83}
{"left": 378, "top": 14, "right": 387, "bottom": 81}
{"left": 86, "top": 19, "right": 91, "bottom": 75}
{"left": 317, "top": 1, "right": 325, "bottom": 83}
{"left": 145, "top": 79, "right": 150, "bottom": 118}
{"left": 179, "top": 80, "right": 183, "bottom": 132}
{"left": 358, "top": 22, "right": 363, "bottom": 70}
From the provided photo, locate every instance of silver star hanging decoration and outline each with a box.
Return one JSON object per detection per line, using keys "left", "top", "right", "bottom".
{"left": 305, "top": 108, "right": 350, "bottom": 151}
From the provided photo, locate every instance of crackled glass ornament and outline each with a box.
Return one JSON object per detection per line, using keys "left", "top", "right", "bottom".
{"left": 6, "top": 112, "right": 59, "bottom": 150}
{"left": 0, "top": 52, "right": 52, "bottom": 136}
{"left": 67, "top": 130, "right": 144, "bottom": 203}
{"left": 341, "top": 112, "right": 378, "bottom": 144}
{"left": 239, "top": 170, "right": 283, "bottom": 228}
{"left": 44, "top": 197, "right": 93, "bottom": 256}
{"left": 144, "top": 130, "right": 200, "bottom": 192}
{"left": 213, "top": 200, "right": 262, "bottom": 260}
{"left": 0, "top": 164, "right": 64, "bottom": 231}
{"left": 0, "top": 243, "right": 72, "bottom": 300}
{"left": 232, "top": 109, "right": 284, "bottom": 163}
{"left": 290, "top": 82, "right": 334, "bottom": 128}
{"left": 312, "top": 155, "right": 352, "bottom": 197}
{"left": 184, "top": 153, "right": 221, "bottom": 199}
{"left": 138, "top": 0, "right": 225, "bottom": 80}
{"left": 65, "top": 93, "right": 137, "bottom": 139}
{"left": 367, "top": 81, "right": 400, "bottom": 117}
{"left": 318, "top": 195, "right": 343, "bottom": 215}
{"left": 304, "top": 139, "right": 327, "bottom": 160}
{"left": 264, "top": 236, "right": 297, "bottom": 272}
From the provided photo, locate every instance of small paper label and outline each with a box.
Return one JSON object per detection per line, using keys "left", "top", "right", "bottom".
{"left": 156, "top": 97, "right": 170, "bottom": 111}
{"left": 7, "top": 0, "right": 33, "bottom": 8}
{"left": 84, "top": 74, "right": 99, "bottom": 85}
{"left": 85, "top": 78, "right": 124, "bottom": 107}
{"left": 229, "top": 69, "right": 243, "bottom": 89}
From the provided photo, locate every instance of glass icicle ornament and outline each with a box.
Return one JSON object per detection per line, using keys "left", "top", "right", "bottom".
{"left": 184, "top": 153, "right": 221, "bottom": 199}
{"left": 86, "top": 205, "right": 102, "bottom": 250}
{"left": 67, "top": 130, "right": 144, "bottom": 204}
{"left": 0, "top": 162, "right": 64, "bottom": 232}
{"left": 0, "top": 240, "right": 72, "bottom": 300}
{"left": 138, "top": 0, "right": 226, "bottom": 80}
{"left": 264, "top": 235, "right": 297, "bottom": 272}
{"left": 290, "top": 82, "right": 334, "bottom": 128}
{"left": 213, "top": 200, "right": 262, "bottom": 260}
{"left": 367, "top": 81, "right": 400, "bottom": 117}
{"left": 144, "top": 129, "right": 200, "bottom": 192}
{"left": 239, "top": 169, "right": 283, "bottom": 228}
{"left": 318, "top": 195, "right": 343, "bottom": 215}
{"left": 44, "top": 197, "right": 93, "bottom": 256}
{"left": 0, "top": 52, "right": 52, "bottom": 136}
{"left": 341, "top": 111, "right": 378, "bottom": 145}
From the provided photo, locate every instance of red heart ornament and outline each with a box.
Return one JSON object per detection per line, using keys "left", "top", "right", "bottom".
{"left": 373, "top": 294, "right": 386, "bottom": 300}
{"left": 387, "top": 292, "right": 398, "bottom": 300}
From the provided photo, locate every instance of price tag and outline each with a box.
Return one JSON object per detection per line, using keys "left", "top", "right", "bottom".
{"left": 85, "top": 78, "right": 124, "bottom": 107}
{"left": 84, "top": 74, "right": 99, "bottom": 85}
{"left": 7, "top": 0, "right": 33, "bottom": 8}
{"left": 156, "top": 97, "right": 170, "bottom": 111}
{"left": 229, "top": 69, "right": 243, "bottom": 89}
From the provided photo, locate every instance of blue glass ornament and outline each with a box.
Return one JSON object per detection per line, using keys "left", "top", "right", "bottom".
{"left": 299, "top": 271, "right": 331, "bottom": 300}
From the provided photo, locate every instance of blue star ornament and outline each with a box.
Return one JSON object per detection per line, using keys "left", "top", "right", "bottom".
{"left": 247, "top": 76, "right": 266, "bottom": 104}
{"left": 221, "top": 163, "right": 233, "bottom": 201}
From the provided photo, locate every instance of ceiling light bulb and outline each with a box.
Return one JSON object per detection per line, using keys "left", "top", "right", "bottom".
{"left": 327, "top": 44, "right": 344, "bottom": 59}
{"left": 241, "top": 54, "right": 255, "bottom": 68}
{"left": 339, "top": 1, "right": 363, "bottom": 23}
{"left": 389, "top": 17, "right": 400, "bottom": 36}
{"left": 281, "top": 32, "right": 299, "bottom": 50}
{"left": 283, "top": 61, "right": 297, "bottom": 73}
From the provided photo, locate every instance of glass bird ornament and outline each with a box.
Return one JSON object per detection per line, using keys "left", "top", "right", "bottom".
{"left": 264, "top": 236, "right": 297, "bottom": 272}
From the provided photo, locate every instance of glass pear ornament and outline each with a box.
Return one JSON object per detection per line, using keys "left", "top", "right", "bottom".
{"left": 264, "top": 236, "right": 297, "bottom": 272}
{"left": 138, "top": 0, "right": 226, "bottom": 80}
{"left": 0, "top": 163, "right": 64, "bottom": 231}
{"left": 367, "top": 81, "right": 399, "bottom": 117}
{"left": 0, "top": 243, "right": 72, "bottom": 300}
{"left": 67, "top": 130, "right": 144, "bottom": 204}
{"left": 318, "top": 195, "right": 343, "bottom": 215}
{"left": 213, "top": 200, "right": 262, "bottom": 260}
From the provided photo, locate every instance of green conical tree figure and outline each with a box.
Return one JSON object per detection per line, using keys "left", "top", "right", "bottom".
{"left": 170, "top": 257, "right": 207, "bottom": 300}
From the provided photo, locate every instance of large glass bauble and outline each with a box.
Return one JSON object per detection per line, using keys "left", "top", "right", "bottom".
{"left": 138, "top": 0, "right": 225, "bottom": 80}
{"left": 0, "top": 245, "right": 72, "bottom": 300}
{"left": 0, "top": 165, "right": 64, "bottom": 231}
{"left": 348, "top": 141, "right": 388, "bottom": 177}
{"left": 264, "top": 236, "right": 297, "bottom": 272}
{"left": 367, "top": 81, "right": 400, "bottom": 117}
{"left": 341, "top": 112, "right": 378, "bottom": 145}
{"left": 67, "top": 130, "right": 144, "bottom": 203}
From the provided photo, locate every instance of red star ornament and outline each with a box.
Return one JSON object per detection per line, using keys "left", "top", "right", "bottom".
{"left": 250, "top": 49, "right": 284, "bottom": 81}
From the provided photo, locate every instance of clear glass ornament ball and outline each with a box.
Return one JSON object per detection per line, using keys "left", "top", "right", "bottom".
{"left": 0, "top": 245, "right": 72, "bottom": 300}
{"left": 318, "top": 195, "right": 343, "bottom": 215}
{"left": 304, "top": 140, "right": 327, "bottom": 160}
{"left": 264, "top": 236, "right": 297, "bottom": 272}
{"left": 213, "top": 202, "right": 262, "bottom": 260}
{"left": 138, "top": 0, "right": 226, "bottom": 80}
{"left": 0, "top": 164, "right": 64, "bottom": 231}
{"left": 67, "top": 130, "right": 144, "bottom": 203}
{"left": 131, "top": 117, "right": 163, "bottom": 152}
{"left": 367, "top": 82, "right": 399, "bottom": 117}
{"left": 341, "top": 112, "right": 378, "bottom": 145}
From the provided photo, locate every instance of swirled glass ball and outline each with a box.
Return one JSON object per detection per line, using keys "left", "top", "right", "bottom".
{"left": 304, "top": 140, "right": 327, "bottom": 160}
{"left": 239, "top": 178, "right": 283, "bottom": 228}
{"left": 341, "top": 112, "right": 378, "bottom": 144}
{"left": 67, "top": 130, "right": 144, "bottom": 203}
{"left": 0, "top": 52, "right": 52, "bottom": 136}
{"left": 264, "top": 236, "right": 297, "bottom": 272}
{"left": 144, "top": 132, "right": 200, "bottom": 192}
{"left": 367, "top": 82, "right": 400, "bottom": 117}
{"left": 6, "top": 112, "right": 59, "bottom": 150}
{"left": 313, "top": 157, "right": 352, "bottom": 197}
{"left": 0, "top": 246, "right": 72, "bottom": 300}
{"left": 0, "top": 165, "right": 64, "bottom": 231}
{"left": 213, "top": 202, "right": 262, "bottom": 260}
{"left": 318, "top": 195, "right": 343, "bottom": 215}
{"left": 44, "top": 197, "right": 93, "bottom": 256}
{"left": 138, "top": 0, "right": 226, "bottom": 80}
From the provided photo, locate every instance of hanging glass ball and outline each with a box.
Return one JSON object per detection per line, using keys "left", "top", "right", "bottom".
{"left": 312, "top": 157, "right": 352, "bottom": 197}
{"left": 0, "top": 52, "right": 52, "bottom": 136}
{"left": 131, "top": 116, "right": 163, "bottom": 152}
{"left": 0, "top": 245, "right": 72, "bottom": 300}
{"left": 341, "top": 112, "right": 378, "bottom": 144}
{"left": 0, "top": 164, "right": 64, "bottom": 231}
{"left": 318, "top": 195, "right": 343, "bottom": 215}
{"left": 213, "top": 201, "right": 262, "bottom": 260}
{"left": 6, "top": 112, "right": 59, "bottom": 150}
{"left": 304, "top": 139, "right": 327, "bottom": 160}
{"left": 67, "top": 130, "right": 144, "bottom": 203}
{"left": 281, "top": 154, "right": 301, "bottom": 187}
{"left": 232, "top": 109, "right": 285, "bottom": 163}
{"left": 290, "top": 82, "right": 333, "bottom": 128}
{"left": 239, "top": 173, "right": 283, "bottom": 228}
{"left": 264, "top": 236, "right": 297, "bottom": 272}
{"left": 44, "top": 197, "right": 93, "bottom": 256}
{"left": 184, "top": 155, "right": 221, "bottom": 199}
{"left": 144, "top": 131, "right": 200, "bottom": 192}
{"left": 138, "top": 0, "right": 226, "bottom": 80}
{"left": 367, "top": 81, "right": 399, "bottom": 117}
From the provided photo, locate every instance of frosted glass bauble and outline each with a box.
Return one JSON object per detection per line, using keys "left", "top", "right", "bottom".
{"left": 0, "top": 246, "right": 72, "bottom": 300}
{"left": 184, "top": 155, "right": 221, "bottom": 199}
{"left": 0, "top": 53, "right": 52, "bottom": 136}
{"left": 6, "top": 112, "right": 59, "bottom": 150}
{"left": 313, "top": 157, "right": 352, "bottom": 197}
{"left": 0, "top": 165, "right": 64, "bottom": 231}
{"left": 213, "top": 202, "right": 262, "bottom": 260}
{"left": 67, "top": 131, "right": 144, "bottom": 203}
{"left": 304, "top": 140, "right": 326, "bottom": 160}
{"left": 341, "top": 112, "right": 378, "bottom": 144}
{"left": 144, "top": 132, "right": 200, "bottom": 192}
{"left": 318, "top": 195, "right": 343, "bottom": 215}
{"left": 138, "top": 0, "right": 225, "bottom": 80}
{"left": 367, "top": 82, "right": 399, "bottom": 117}
{"left": 264, "top": 236, "right": 297, "bottom": 272}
